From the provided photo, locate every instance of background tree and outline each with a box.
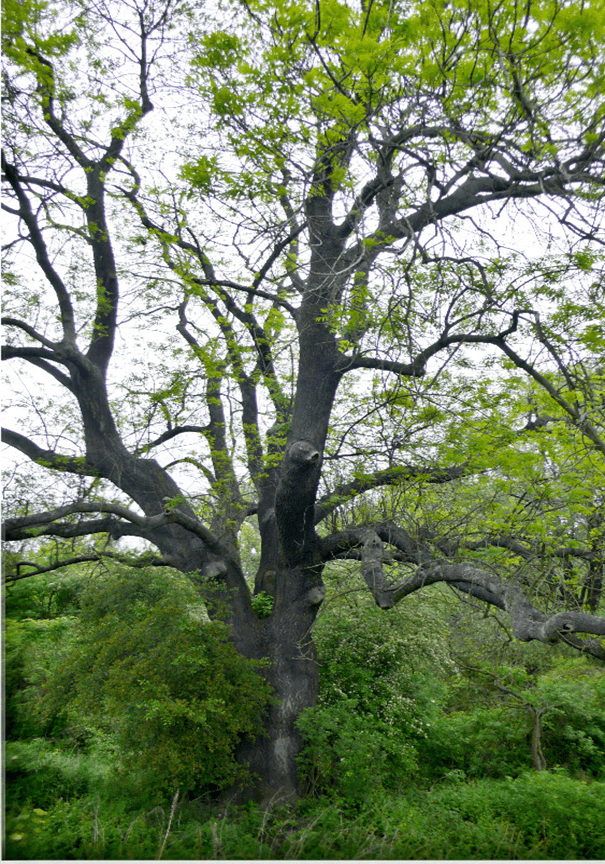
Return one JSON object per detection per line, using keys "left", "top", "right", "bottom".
{"left": 3, "top": 0, "right": 605, "bottom": 800}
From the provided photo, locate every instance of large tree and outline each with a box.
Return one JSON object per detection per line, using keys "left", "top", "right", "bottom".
{"left": 3, "top": 0, "right": 605, "bottom": 800}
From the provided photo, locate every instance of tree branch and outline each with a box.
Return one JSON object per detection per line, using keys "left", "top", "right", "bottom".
{"left": 2, "top": 153, "right": 78, "bottom": 345}
{"left": 2, "top": 316, "right": 59, "bottom": 350}
{"left": 344, "top": 312, "right": 522, "bottom": 378}
{"left": 3, "top": 516, "right": 144, "bottom": 542}
{"left": 3, "top": 498, "right": 236, "bottom": 563}
{"left": 495, "top": 332, "right": 605, "bottom": 458}
{"left": 4, "top": 551, "right": 166, "bottom": 582}
{"left": 134, "top": 424, "right": 211, "bottom": 454}
{"left": 177, "top": 294, "right": 265, "bottom": 495}
{"left": 2, "top": 429, "right": 97, "bottom": 475}
{"left": 320, "top": 522, "right": 605, "bottom": 660}
{"left": 2, "top": 345, "right": 74, "bottom": 390}
{"left": 2, "top": 345, "right": 74, "bottom": 393}
{"left": 314, "top": 463, "right": 469, "bottom": 524}
{"left": 5, "top": 501, "right": 152, "bottom": 531}
{"left": 442, "top": 533, "right": 599, "bottom": 564}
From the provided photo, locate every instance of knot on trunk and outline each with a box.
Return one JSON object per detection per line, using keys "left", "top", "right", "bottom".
{"left": 201, "top": 559, "right": 228, "bottom": 579}
{"left": 275, "top": 440, "right": 322, "bottom": 566}
{"left": 287, "top": 440, "right": 320, "bottom": 468}
{"left": 306, "top": 585, "right": 326, "bottom": 605}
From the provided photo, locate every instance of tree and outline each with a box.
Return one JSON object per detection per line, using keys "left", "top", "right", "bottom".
{"left": 3, "top": 0, "right": 605, "bottom": 800}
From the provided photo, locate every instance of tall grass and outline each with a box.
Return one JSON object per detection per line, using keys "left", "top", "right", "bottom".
{"left": 5, "top": 770, "right": 605, "bottom": 860}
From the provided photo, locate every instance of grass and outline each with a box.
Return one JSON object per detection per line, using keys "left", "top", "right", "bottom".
{"left": 4, "top": 771, "right": 605, "bottom": 859}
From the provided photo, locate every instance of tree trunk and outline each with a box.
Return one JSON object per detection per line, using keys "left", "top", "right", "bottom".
{"left": 530, "top": 708, "right": 548, "bottom": 771}
{"left": 233, "top": 564, "right": 325, "bottom": 803}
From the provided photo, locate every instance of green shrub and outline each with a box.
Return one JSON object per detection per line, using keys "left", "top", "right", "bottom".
{"left": 297, "top": 699, "right": 418, "bottom": 800}
{"left": 4, "top": 615, "right": 79, "bottom": 740}
{"left": 418, "top": 705, "right": 532, "bottom": 779}
{"left": 536, "top": 658, "right": 605, "bottom": 777}
{"left": 4, "top": 568, "right": 86, "bottom": 622}
{"left": 26, "top": 568, "right": 274, "bottom": 798}
{"left": 417, "top": 654, "right": 605, "bottom": 781}
{"left": 297, "top": 592, "right": 452, "bottom": 796}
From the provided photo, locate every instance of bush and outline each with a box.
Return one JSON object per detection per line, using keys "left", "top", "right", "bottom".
{"left": 416, "top": 654, "right": 605, "bottom": 781}
{"left": 297, "top": 699, "right": 418, "bottom": 800}
{"left": 13, "top": 567, "right": 274, "bottom": 799}
{"left": 4, "top": 615, "right": 79, "bottom": 740}
{"left": 417, "top": 705, "right": 533, "bottom": 779}
{"left": 537, "top": 658, "right": 605, "bottom": 777}
{"left": 296, "top": 591, "right": 452, "bottom": 797}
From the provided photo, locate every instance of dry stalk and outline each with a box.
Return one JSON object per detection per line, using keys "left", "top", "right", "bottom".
{"left": 156, "top": 788, "right": 179, "bottom": 860}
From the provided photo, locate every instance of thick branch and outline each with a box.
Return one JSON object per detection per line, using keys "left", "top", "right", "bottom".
{"left": 2, "top": 429, "right": 97, "bottom": 475}
{"left": 5, "top": 501, "right": 152, "bottom": 531}
{"left": 2, "top": 316, "right": 59, "bottom": 350}
{"left": 3, "top": 498, "right": 234, "bottom": 561}
{"left": 2, "top": 154, "right": 77, "bottom": 345}
{"left": 359, "top": 150, "right": 603, "bottom": 258}
{"left": 320, "top": 522, "right": 605, "bottom": 660}
{"left": 442, "top": 534, "right": 599, "bottom": 564}
{"left": 83, "top": 168, "right": 120, "bottom": 373}
{"left": 2, "top": 345, "right": 74, "bottom": 390}
{"left": 3, "top": 516, "right": 144, "bottom": 542}
{"left": 177, "top": 295, "right": 265, "bottom": 494}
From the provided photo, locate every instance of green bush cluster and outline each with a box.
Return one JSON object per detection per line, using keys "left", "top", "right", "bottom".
{"left": 295, "top": 582, "right": 605, "bottom": 797}
{"left": 5, "top": 567, "right": 273, "bottom": 802}
{"left": 417, "top": 706, "right": 533, "bottom": 779}
{"left": 538, "top": 660, "right": 605, "bottom": 774}
{"left": 296, "top": 593, "right": 450, "bottom": 797}
{"left": 417, "top": 655, "right": 605, "bottom": 781}
{"left": 5, "top": 563, "right": 605, "bottom": 860}
{"left": 297, "top": 699, "right": 418, "bottom": 800}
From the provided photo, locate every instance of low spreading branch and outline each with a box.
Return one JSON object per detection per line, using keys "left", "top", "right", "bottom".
{"left": 3, "top": 499, "right": 234, "bottom": 562}
{"left": 4, "top": 551, "right": 166, "bottom": 582}
{"left": 321, "top": 522, "right": 605, "bottom": 660}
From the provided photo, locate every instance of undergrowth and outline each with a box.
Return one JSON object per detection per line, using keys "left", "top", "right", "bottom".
{"left": 5, "top": 771, "right": 605, "bottom": 860}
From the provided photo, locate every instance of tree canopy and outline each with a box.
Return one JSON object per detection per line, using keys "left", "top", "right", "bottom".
{"left": 3, "top": 0, "right": 605, "bottom": 798}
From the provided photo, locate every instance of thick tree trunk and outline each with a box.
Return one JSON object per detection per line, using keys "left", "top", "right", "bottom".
{"left": 66, "top": 350, "right": 328, "bottom": 802}
{"left": 236, "top": 638, "right": 318, "bottom": 802}
{"left": 235, "top": 563, "right": 325, "bottom": 803}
